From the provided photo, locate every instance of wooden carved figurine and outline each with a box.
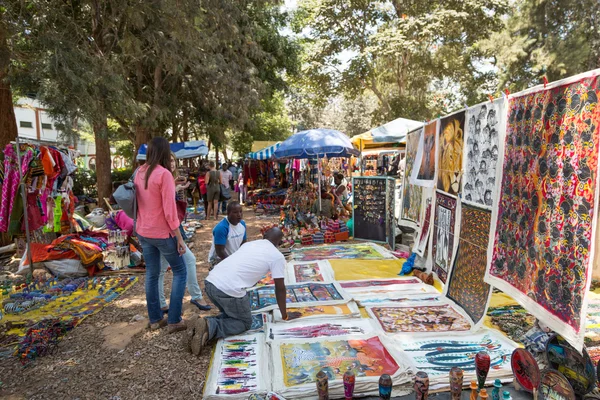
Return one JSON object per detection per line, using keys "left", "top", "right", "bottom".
{"left": 316, "top": 370, "right": 329, "bottom": 400}
{"left": 480, "top": 389, "right": 489, "bottom": 400}
{"left": 379, "top": 374, "right": 393, "bottom": 400}
{"left": 470, "top": 381, "right": 479, "bottom": 400}
{"left": 492, "top": 379, "right": 502, "bottom": 400}
{"left": 475, "top": 351, "right": 491, "bottom": 390}
{"left": 450, "top": 367, "right": 464, "bottom": 400}
{"left": 343, "top": 370, "right": 355, "bottom": 400}
{"left": 414, "top": 371, "right": 430, "bottom": 400}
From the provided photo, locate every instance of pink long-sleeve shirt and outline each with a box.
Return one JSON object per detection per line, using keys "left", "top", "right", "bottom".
{"left": 134, "top": 164, "right": 180, "bottom": 239}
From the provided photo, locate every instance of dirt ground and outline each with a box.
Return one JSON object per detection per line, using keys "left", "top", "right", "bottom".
{"left": 0, "top": 208, "right": 279, "bottom": 400}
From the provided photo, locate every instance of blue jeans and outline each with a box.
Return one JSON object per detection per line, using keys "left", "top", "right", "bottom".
{"left": 158, "top": 244, "right": 203, "bottom": 308}
{"left": 220, "top": 200, "right": 228, "bottom": 214}
{"left": 138, "top": 234, "right": 187, "bottom": 325}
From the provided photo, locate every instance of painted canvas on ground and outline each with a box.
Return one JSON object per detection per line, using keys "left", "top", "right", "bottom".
{"left": 431, "top": 192, "right": 457, "bottom": 283}
{"left": 367, "top": 304, "right": 471, "bottom": 333}
{"left": 267, "top": 318, "right": 375, "bottom": 341}
{"left": 248, "top": 282, "right": 347, "bottom": 312}
{"left": 487, "top": 72, "right": 600, "bottom": 349}
{"left": 286, "top": 260, "right": 334, "bottom": 283}
{"left": 438, "top": 111, "right": 465, "bottom": 196}
{"left": 354, "top": 293, "right": 443, "bottom": 307}
{"left": 414, "top": 192, "right": 433, "bottom": 256}
{"left": 204, "top": 333, "right": 268, "bottom": 399}
{"left": 280, "top": 336, "right": 399, "bottom": 387}
{"left": 272, "top": 302, "right": 360, "bottom": 322}
{"left": 291, "top": 243, "right": 391, "bottom": 262}
{"left": 399, "top": 329, "right": 518, "bottom": 378}
{"left": 401, "top": 127, "right": 424, "bottom": 224}
{"left": 411, "top": 120, "right": 438, "bottom": 187}
{"left": 463, "top": 98, "right": 506, "bottom": 209}
{"left": 446, "top": 204, "right": 492, "bottom": 324}
{"left": 340, "top": 278, "right": 421, "bottom": 289}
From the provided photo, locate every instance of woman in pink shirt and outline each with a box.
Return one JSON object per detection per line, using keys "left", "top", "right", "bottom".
{"left": 135, "top": 137, "right": 187, "bottom": 333}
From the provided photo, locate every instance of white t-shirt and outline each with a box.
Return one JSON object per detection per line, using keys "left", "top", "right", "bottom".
{"left": 208, "top": 218, "right": 247, "bottom": 261}
{"left": 206, "top": 239, "right": 286, "bottom": 298}
{"left": 220, "top": 169, "right": 233, "bottom": 185}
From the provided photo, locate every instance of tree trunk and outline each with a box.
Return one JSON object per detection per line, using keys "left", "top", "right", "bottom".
{"left": 93, "top": 105, "right": 112, "bottom": 210}
{"left": 182, "top": 107, "right": 189, "bottom": 142}
{"left": 0, "top": 26, "right": 17, "bottom": 152}
{"left": 134, "top": 125, "right": 150, "bottom": 159}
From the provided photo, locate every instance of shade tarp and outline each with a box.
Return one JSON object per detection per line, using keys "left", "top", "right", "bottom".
{"left": 273, "top": 128, "right": 359, "bottom": 159}
{"left": 136, "top": 140, "right": 208, "bottom": 160}
{"left": 247, "top": 142, "right": 281, "bottom": 160}
{"left": 370, "top": 117, "right": 423, "bottom": 143}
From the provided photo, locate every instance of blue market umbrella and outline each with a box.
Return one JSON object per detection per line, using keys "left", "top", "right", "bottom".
{"left": 136, "top": 140, "right": 208, "bottom": 160}
{"left": 273, "top": 128, "right": 359, "bottom": 159}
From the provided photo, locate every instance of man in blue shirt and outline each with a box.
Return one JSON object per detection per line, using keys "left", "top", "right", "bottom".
{"left": 208, "top": 202, "right": 246, "bottom": 269}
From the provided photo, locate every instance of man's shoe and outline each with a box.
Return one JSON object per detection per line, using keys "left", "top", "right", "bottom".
{"left": 191, "top": 317, "right": 209, "bottom": 356}
{"left": 168, "top": 320, "right": 187, "bottom": 334}
{"left": 191, "top": 299, "right": 212, "bottom": 311}
{"left": 147, "top": 318, "right": 168, "bottom": 331}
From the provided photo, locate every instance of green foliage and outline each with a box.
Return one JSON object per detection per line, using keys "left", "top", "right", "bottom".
{"left": 293, "top": 0, "right": 509, "bottom": 122}
{"left": 480, "top": 0, "right": 600, "bottom": 92}
{"left": 72, "top": 168, "right": 97, "bottom": 197}
{"left": 111, "top": 168, "right": 135, "bottom": 183}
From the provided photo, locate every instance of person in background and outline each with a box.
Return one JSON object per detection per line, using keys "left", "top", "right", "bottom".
{"left": 333, "top": 173, "right": 348, "bottom": 206}
{"left": 157, "top": 154, "right": 211, "bottom": 313}
{"left": 196, "top": 167, "right": 208, "bottom": 216}
{"left": 312, "top": 189, "right": 337, "bottom": 219}
{"left": 219, "top": 162, "right": 233, "bottom": 215}
{"left": 205, "top": 161, "right": 220, "bottom": 220}
{"left": 228, "top": 162, "right": 238, "bottom": 190}
{"left": 208, "top": 201, "right": 246, "bottom": 269}
{"left": 186, "top": 228, "right": 299, "bottom": 355}
{"left": 134, "top": 137, "right": 187, "bottom": 333}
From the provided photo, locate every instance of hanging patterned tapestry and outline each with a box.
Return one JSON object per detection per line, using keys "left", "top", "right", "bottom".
{"left": 486, "top": 72, "right": 600, "bottom": 350}
{"left": 431, "top": 192, "right": 457, "bottom": 283}
{"left": 446, "top": 204, "right": 492, "bottom": 325}
{"left": 438, "top": 111, "right": 465, "bottom": 196}
{"left": 286, "top": 260, "right": 334, "bottom": 284}
{"left": 411, "top": 120, "right": 438, "bottom": 188}
{"left": 414, "top": 192, "right": 433, "bottom": 256}
{"left": 248, "top": 282, "right": 348, "bottom": 312}
{"left": 401, "top": 127, "right": 424, "bottom": 225}
{"left": 399, "top": 329, "right": 518, "bottom": 388}
{"left": 367, "top": 304, "right": 471, "bottom": 334}
{"left": 273, "top": 302, "right": 360, "bottom": 322}
{"left": 203, "top": 333, "right": 269, "bottom": 399}
{"left": 463, "top": 98, "right": 506, "bottom": 209}
{"left": 271, "top": 334, "right": 414, "bottom": 398}
{"left": 291, "top": 243, "right": 392, "bottom": 262}
{"left": 267, "top": 318, "right": 376, "bottom": 341}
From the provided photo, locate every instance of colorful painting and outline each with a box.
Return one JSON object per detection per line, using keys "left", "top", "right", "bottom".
{"left": 488, "top": 74, "right": 600, "bottom": 349}
{"left": 294, "top": 263, "right": 324, "bottom": 282}
{"left": 414, "top": 195, "right": 433, "bottom": 256}
{"left": 463, "top": 99, "right": 505, "bottom": 208}
{"left": 274, "top": 303, "right": 359, "bottom": 322}
{"left": 248, "top": 283, "right": 345, "bottom": 312}
{"left": 447, "top": 204, "right": 492, "bottom": 324}
{"left": 431, "top": 192, "right": 457, "bottom": 283}
{"left": 399, "top": 330, "right": 517, "bottom": 377}
{"left": 356, "top": 294, "right": 442, "bottom": 306}
{"left": 368, "top": 305, "right": 471, "bottom": 333}
{"left": 340, "top": 278, "right": 421, "bottom": 289}
{"left": 540, "top": 369, "right": 576, "bottom": 400}
{"left": 268, "top": 319, "right": 375, "bottom": 340}
{"left": 412, "top": 120, "right": 438, "bottom": 185}
{"left": 402, "top": 127, "right": 424, "bottom": 223}
{"left": 438, "top": 111, "right": 465, "bottom": 196}
{"left": 213, "top": 335, "right": 263, "bottom": 396}
{"left": 280, "top": 337, "right": 400, "bottom": 386}
{"left": 291, "top": 243, "right": 390, "bottom": 262}
{"left": 255, "top": 273, "right": 273, "bottom": 287}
